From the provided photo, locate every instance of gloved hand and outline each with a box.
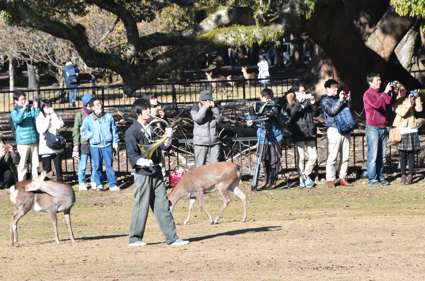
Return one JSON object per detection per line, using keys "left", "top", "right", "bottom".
{"left": 136, "top": 158, "right": 154, "bottom": 167}
{"left": 72, "top": 145, "right": 79, "bottom": 159}
{"left": 165, "top": 127, "right": 173, "bottom": 138}
{"left": 246, "top": 120, "right": 253, "bottom": 127}
{"left": 112, "top": 143, "right": 118, "bottom": 155}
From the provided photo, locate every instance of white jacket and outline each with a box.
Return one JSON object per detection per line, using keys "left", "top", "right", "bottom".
{"left": 36, "top": 112, "right": 64, "bottom": 155}
{"left": 257, "top": 60, "right": 270, "bottom": 80}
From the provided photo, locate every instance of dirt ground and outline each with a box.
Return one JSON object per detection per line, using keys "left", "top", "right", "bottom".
{"left": 1, "top": 180, "right": 425, "bottom": 281}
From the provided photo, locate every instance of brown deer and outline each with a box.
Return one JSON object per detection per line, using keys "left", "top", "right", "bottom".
{"left": 9, "top": 171, "right": 76, "bottom": 246}
{"left": 241, "top": 66, "right": 256, "bottom": 84}
{"left": 168, "top": 162, "right": 247, "bottom": 225}
{"left": 205, "top": 71, "right": 234, "bottom": 87}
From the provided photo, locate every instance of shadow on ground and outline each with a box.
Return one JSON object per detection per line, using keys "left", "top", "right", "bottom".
{"left": 189, "top": 225, "right": 282, "bottom": 242}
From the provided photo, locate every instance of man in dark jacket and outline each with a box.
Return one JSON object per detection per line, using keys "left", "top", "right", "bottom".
{"left": 286, "top": 85, "right": 319, "bottom": 188}
{"left": 191, "top": 89, "right": 223, "bottom": 167}
{"left": 320, "top": 79, "right": 351, "bottom": 188}
{"left": 125, "top": 98, "right": 189, "bottom": 247}
{"left": 0, "top": 138, "right": 19, "bottom": 189}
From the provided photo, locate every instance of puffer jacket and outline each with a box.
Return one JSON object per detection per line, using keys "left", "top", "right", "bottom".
{"left": 80, "top": 111, "right": 119, "bottom": 147}
{"left": 191, "top": 104, "right": 222, "bottom": 146}
{"left": 255, "top": 99, "right": 283, "bottom": 145}
{"left": 393, "top": 97, "right": 423, "bottom": 129}
{"left": 287, "top": 100, "right": 318, "bottom": 142}
{"left": 320, "top": 95, "right": 347, "bottom": 128}
{"left": 10, "top": 106, "right": 40, "bottom": 145}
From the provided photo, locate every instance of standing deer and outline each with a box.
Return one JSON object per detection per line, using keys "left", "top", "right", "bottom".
{"left": 205, "top": 71, "right": 234, "bottom": 87}
{"left": 168, "top": 162, "right": 247, "bottom": 225}
{"left": 9, "top": 171, "right": 76, "bottom": 246}
{"left": 241, "top": 66, "right": 256, "bottom": 84}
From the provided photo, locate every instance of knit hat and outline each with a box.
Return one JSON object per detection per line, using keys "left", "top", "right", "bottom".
{"left": 81, "top": 94, "right": 93, "bottom": 106}
{"left": 199, "top": 89, "right": 213, "bottom": 101}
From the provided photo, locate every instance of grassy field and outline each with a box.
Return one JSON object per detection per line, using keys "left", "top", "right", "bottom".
{"left": 1, "top": 179, "right": 425, "bottom": 280}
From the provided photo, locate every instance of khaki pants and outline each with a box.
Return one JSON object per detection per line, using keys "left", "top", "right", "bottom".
{"left": 326, "top": 127, "right": 350, "bottom": 181}
{"left": 295, "top": 140, "right": 317, "bottom": 177}
{"left": 16, "top": 144, "right": 39, "bottom": 181}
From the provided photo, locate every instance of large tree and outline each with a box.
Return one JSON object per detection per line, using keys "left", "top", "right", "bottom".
{"left": 0, "top": 0, "right": 423, "bottom": 107}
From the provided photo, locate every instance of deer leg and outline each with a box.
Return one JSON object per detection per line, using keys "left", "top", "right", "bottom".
{"left": 64, "top": 209, "right": 75, "bottom": 243}
{"left": 231, "top": 185, "right": 247, "bottom": 222}
{"left": 10, "top": 207, "right": 30, "bottom": 247}
{"left": 197, "top": 191, "right": 213, "bottom": 224}
{"left": 214, "top": 188, "right": 231, "bottom": 224}
{"left": 48, "top": 210, "right": 60, "bottom": 244}
{"left": 183, "top": 194, "right": 196, "bottom": 225}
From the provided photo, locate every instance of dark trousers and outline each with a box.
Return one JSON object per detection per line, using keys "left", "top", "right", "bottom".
{"left": 400, "top": 150, "right": 415, "bottom": 176}
{"left": 260, "top": 143, "right": 281, "bottom": 186}
{"left": 41, "top": 153, "right": 63, "bottom": 181}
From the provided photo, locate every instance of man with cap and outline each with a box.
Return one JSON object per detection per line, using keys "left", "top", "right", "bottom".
{"left": 190, "top": 89, "right": 223, "bottom": 167}
{"left": 72, "top": 93, "right": 94, "bottom": 191}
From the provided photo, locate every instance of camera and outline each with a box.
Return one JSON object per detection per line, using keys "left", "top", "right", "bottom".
{"left": 388, "top": 81, "right": 399, "bottom": 90}
{"left": 409, "top": 89, "right": 419, "bottom": 97}
{"left": 28, "top": 100, "right": 34, "bottom": 105}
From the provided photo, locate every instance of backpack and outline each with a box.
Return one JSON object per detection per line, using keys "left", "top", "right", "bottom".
{"left": 335, "top": 106, "right": 356, "bottom": 135}
{"left": 64, "top": 65, "right": 77, "bottom": 84}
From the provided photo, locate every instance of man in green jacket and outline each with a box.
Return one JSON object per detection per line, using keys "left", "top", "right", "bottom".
{"left": 10, "top": 91, "right": 40, "bottom": 180}
{"left": 72, "top": 94, "right": 94, "bottom": 191}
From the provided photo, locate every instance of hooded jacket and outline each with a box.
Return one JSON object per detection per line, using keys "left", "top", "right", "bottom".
{"left": 191, "top": 103, "right": 222, "bottom": 146}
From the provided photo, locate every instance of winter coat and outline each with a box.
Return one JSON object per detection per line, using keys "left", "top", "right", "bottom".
{"left": 255, "top": 99, "right": 283, "bottom": 145}
{"left": 320, "top": 95, "right": 347, "bottom": 128}
{"left": 393, "top": 97, "right": 423, "bottom": 129}
{"left": 191, "top": 104, "right": 222, "bottom": 146}
{"left": 80, "top": 111, "right": 119, "bottom": 148}
{"left": 287, "top": 100, "right": 318, "bottom": 142}
{"left": 72, "top": 109, "right": 91, "bottom": 145}
{"left": 10, "top": 106, "right": 40, "bottom": 145}
{"left": 36, "top": 112, "right": 64, "bottom": 155}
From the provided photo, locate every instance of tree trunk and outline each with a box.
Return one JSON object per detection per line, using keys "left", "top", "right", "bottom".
{"left": 395, "top": 27, "right": 418, "bottom": 71}
{"left": 307, "top": 2, "right": 422, "bottom": 111}
{"left": 27, "top": 61, "right": 39, "bottom": 90}
{"left": 8, "top": 56, "right": 14, "bottom": 91}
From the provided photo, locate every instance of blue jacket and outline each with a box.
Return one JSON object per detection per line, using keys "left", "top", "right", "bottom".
{"left": 255, "top": 100, "right": 283, "bottom": 144}
{"left": 10, "top": 106, "right": 40, "bottom": 145}
{"left": 320, "top": 95, "right": 347, "bottom": 128}
{"left": 80, "top": 112, "right": 119, "bottom": 147}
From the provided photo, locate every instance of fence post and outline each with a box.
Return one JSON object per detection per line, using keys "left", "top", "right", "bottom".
{"left": 101, "top": 86, "right": 105, "bottom": 105}
{"left": 242, "top": 79, "right": 246, "bottom": 100}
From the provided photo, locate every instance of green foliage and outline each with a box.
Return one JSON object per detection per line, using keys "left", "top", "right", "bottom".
{"left": 390, "top": 0, "right": 425, "bottom": 18}
{"left": 159, "top": 4, "right": 194, "bottom": 32}
{"left": 0, "top": 10, "right": 12, "bottom": 24}
{"left": 199, "top": 24, "right": 284, "bottom": 48}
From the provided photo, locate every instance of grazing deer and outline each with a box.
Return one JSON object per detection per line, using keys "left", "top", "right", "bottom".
{"left": 168, "top": 162, "right": 247, "bottom": 225}
{"left": 205, "top": 71, "right": 235, "bottom": 87}
{"left": 241, "top": 66, "right": 256, "bottom": 84}
{"left": 9, "top": 171, "right": 76, "bottom": 246}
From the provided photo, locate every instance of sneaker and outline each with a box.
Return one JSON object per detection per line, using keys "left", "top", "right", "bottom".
{"left": 299, "top": 177, "right": 305, "bottom": 188}
{"left": 339, "top": 178, "right": 351, "bottom": 187}
{"left": 109, "top": 185, "right": 120, "bottom": 191}
{"left": 304, "top": 176, "right": 315, "bottom": 188}
{"left": 380, "top": 179, "right": 391, "bottom": 186}
{"left": 368, "top": 180, "right": 380, "bottom": 187}
{"left": 78, "top": 183, "right": 88, "bottom": 191}
{"left": 326, "top": 181, "right": 336, "bottom": 188}
{"left": 400, "top": 175, "right": 407, "bottom": 185}
{"left": 90, "top": 182, "right": 98, "bottom": 190}
{"left": 170, "top": 239, "right": 189, "bottom": 246}
{"left": 129, "top": 240, "right": 146, "bottom": 247}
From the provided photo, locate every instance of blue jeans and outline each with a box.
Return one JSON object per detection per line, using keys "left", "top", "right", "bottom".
{"left": 78, "top": 152, "right": 95, "bottom": 185}
{"left": 67, "top": 85, "right": 77, "bottom": 105}
{"left": 366, "top": 125, "right": 387, "bottom": 182}
{"left": 90, "top": 145, "right": 116, "bottom": 187}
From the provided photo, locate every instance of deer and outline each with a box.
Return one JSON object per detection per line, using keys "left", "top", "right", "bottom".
{"left": 9, "top": 171, "right": 76, "bottom": 246}
{"left": 241, "top": 66, "right": 256, "bottom": 85}
{"left": 205, "top": 71, "right": 235, "bottom": 87}
{"left": 168, "top": 162, "right": 247, "bottom": 225}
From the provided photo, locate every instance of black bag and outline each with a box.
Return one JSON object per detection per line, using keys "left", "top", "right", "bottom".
{"left": 335, "top": 106, "right": 357, "bottom": 135}
{"left": 44, "top": 131, "right": 66, "bottom": 149}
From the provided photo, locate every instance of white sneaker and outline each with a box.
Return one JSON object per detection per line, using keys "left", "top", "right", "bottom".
{"left": 78, "top": 183, "right": 88, "bottom": 191}
{"left": 170, "top": 239, "right": 189, "bottom": 246}
{"left": 109, "top": 186, "right": 120, "bottom": 191}
{"left": 129, "top": 241, "right": 146, "bottom": 247}
{"left": 90, "top": 182, "right": 98, "bottom": 190}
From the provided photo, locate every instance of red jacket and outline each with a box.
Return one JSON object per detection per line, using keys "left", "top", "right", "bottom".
{"left": 363, "top": 87, "right": 393, "bottom": 128}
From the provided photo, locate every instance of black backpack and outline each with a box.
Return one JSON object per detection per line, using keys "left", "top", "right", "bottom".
{"left": 44, "top": 131, "right": 66, "bottom": 149}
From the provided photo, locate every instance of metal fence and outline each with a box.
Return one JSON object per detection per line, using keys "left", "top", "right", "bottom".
{"left": 0, "top": 77, "right": 297, "bottom": 113}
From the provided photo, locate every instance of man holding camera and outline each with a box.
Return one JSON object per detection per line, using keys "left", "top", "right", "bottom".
{"left": 320, "top": 79, "right": 352, "bottom": 188}
{"left": 191, "top": 89, "right": 222, "bottom": 167}
{"left": 10, "top": 91, "right": 40, "bottom": 181}
{"left": 363, "top": 73, "right": 396, "bottom": 186}
{"left": 286, "top": 85, "right": 319, "bottom": 188}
